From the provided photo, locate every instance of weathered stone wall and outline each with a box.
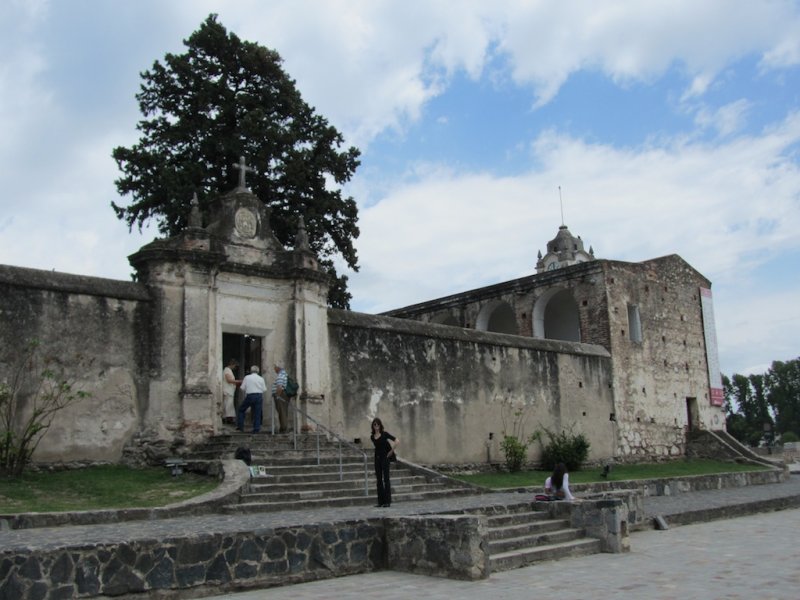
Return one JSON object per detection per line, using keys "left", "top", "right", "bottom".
{"left": 386, "top": 514, "right": 489, "bottom": 580}
{"left": 0, "top": 265, "right": 151, "bottom": 463}
{"left": 383, "top": 256, "right": 727, "bottom": 461}
{"left": 327, "top": 310, "right": 616, "bottom": 465}
{"left": 603, "top": 257, "right": 726, "bottom": 459}
{"left": 0, "top": 518, "right": 385, "bottom": 598}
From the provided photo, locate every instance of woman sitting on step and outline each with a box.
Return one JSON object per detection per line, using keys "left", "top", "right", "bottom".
{"left": 545, "top": 462, "right": 575, "bottom": 501}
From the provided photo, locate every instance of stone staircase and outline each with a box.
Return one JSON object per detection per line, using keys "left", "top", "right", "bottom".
{"left": 466, "top": 504, "right": 602, "bottom": 571}
{"left": 192, "top": 430, "right": 479, "bottom": 512}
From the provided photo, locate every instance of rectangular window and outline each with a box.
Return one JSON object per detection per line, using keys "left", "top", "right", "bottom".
{"left": 627, "top": 304, "right": 642, "bottom": 343}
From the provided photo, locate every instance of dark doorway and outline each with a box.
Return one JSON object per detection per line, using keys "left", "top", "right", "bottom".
{"left": 223, "top": 333, "right": 262, "bottom": 376}
{"left": 686, "top": 397, "right": 699, "bottom": 431}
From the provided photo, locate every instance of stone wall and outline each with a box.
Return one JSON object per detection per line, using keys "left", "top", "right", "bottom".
{"left": 386, "top": 514, "right": 489, "bottom": 580}
{"left": 0, "top": 265, "right": 151, "bottom": 463}
{"left": 603, "top": 257, "right": 726, "bottom": 459}
{"left": 327, "top": 310, "right": 616, "bottom": 465}
{"left": 0, "top": 518, "right": 385, "bottom": 598}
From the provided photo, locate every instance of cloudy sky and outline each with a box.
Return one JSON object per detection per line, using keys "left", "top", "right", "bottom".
{"left": 1, "top": 0, "right": 798, "bottom": 377}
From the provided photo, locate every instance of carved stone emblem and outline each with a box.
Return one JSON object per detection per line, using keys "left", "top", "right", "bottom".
{"left": 234, "top": 207, "right": 257, "bottom": 238}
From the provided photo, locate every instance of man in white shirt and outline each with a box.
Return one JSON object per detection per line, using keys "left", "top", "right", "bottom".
{"left": 237, "top": 365, "right": 267, "bottom": 433}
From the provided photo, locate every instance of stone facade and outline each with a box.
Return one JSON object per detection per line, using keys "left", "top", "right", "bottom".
{"left": 0, "top": 190, "right": 725, "bottom": 466}
{"left": 383, "top": 225, "right": 727, "bottom": 460}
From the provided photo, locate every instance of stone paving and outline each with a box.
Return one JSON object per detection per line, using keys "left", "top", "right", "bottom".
{"left": 3, "top": 472, "right": 799, "bottom": 553}
{"left": 1, "top": 468, "right": 798, "bottom": 598}
{"left": 202, "top": 507, "right": 800, "bottom": 600}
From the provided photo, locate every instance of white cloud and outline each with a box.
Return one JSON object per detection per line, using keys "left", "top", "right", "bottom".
{"left": 1, "top": 0, "right": 799, "bottom": 378}
{"left": 692, "top": 99, "right": 752, "bottom": 137}
{"left": 349, "top": 115, "right": 800, "bottom": 377}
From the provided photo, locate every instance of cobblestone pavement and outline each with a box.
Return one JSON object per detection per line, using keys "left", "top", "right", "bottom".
{"left": 202, "top": 507, "right": 800, "bottom": 600}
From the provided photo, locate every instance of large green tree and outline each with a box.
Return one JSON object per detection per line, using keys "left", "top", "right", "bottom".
{"left": 723, "top": 373, "right": 773, "bottom": 446}
{"left": 766, "top": 358, "right": 800, "bottom": 438}
{"left": 112, "top": 14, "right": 361, "bottom": 307}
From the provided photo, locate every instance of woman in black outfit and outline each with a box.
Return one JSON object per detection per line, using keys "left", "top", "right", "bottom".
{"left": 370, "top": 418, "right": 398, "bottom": 507}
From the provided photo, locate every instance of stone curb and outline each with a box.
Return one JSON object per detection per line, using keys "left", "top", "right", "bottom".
{"left": 648, "top": 493, "right": 800, "bottom": 529}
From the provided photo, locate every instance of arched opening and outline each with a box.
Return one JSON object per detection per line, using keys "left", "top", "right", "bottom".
{"left": 532, "top": 288, "right": 581, "bottom": 342}
{"left": 475, "top": 301, "right": 519, "bottom": 335}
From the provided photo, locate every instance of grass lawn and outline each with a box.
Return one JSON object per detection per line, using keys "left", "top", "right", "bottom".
{"left": 453, "top": 459, "right": 770, "bottom": 489}
{"left": 0, "top": 464, "right": 219, "bottom": 513}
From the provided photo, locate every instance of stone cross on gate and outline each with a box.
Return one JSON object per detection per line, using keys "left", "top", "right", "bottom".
{"left": 232, "top": 155, "right": 256, "bottom": 190}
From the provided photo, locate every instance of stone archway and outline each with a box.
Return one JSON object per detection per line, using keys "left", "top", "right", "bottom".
{"left": 532, "top": 288, "right": 581, "bottom": 342}
{"left": 475, "top": 300, "right": 519, "bottom": 335}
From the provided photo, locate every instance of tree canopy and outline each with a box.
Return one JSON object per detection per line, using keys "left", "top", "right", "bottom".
{"left": 112, "top": 14, "right": 361, "bottom": 307}
{"left": 723, "top": 357, "right": 800, "bottom": 446}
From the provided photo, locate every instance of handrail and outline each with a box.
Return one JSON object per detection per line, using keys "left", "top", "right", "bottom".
{"left": 269, "top": 396, "right": 370, "bottom": 496}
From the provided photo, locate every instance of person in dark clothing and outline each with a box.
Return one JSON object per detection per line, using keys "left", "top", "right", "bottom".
{"left": 370, "top": 418, "right": 398, "bottom": 508}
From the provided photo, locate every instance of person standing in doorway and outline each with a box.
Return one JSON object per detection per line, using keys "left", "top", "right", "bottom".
{"left": 237, "top": 365, "right": 266, "bottom": 433}
{"left": 272, "top": 363, "right": 290, "bottom": 433}
{"left": 221, "top": 358, "right": 240, "bottom": 425}
{"left": 370, "top": 418, "right": 398, "bottom": 508}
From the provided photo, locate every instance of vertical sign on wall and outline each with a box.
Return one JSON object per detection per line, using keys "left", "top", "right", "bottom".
{"left": 700, "top": 287, "right": 724, "bottom": 406}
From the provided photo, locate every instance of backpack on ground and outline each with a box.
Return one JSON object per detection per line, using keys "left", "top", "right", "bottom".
{"left": 285, "top": 376, "right": 299, "bottom": 398}
{"left": 235, "top": 447, "right": 252, "bottom": 466}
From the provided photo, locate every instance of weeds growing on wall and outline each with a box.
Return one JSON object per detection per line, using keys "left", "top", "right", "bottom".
{"left": 532, "top": 425, "right": 590, "bottom": 472}
{"left": 0, "top": 340, "right": 91, "bottom": 478}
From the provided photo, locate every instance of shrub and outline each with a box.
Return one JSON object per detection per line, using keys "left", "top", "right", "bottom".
{"left": 780, "top": 431, "right": 799, "bottom": 443}
{"left": 500, "top": 435, "right": 528, "bottom": 472}
{"left": 534, "top": 426, "right": 590, "bottom": 472}
{"left": 499, "top": 396, "right": 534, "bottom": 472}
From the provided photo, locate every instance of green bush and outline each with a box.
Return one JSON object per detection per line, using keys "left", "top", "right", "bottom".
{"left": 534, "top": 426, "right": 590, "bottom": 471}
{"left": 500, "top": 435, "right": 529, "bottom": 472}
{"left": 780, "top": 431, "right": 799, "bottom": 443}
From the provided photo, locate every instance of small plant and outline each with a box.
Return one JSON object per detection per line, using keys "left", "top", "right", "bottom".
{"left": 533, "top": 425, "right": 590, "bottom": 471}
{"left": 499, "top": 396, "right": 535, "bottom": 472}
{"left": 500, "top": 435, "right": 528, "bottom": 472}
{"left": 1, "top": 340, "right": 91, "bottom": 478}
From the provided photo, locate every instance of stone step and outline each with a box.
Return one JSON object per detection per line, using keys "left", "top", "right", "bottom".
{"left": 488, "top": 527, "right": 586, "bottom": 554}
{"left": 223, "top": 487, "right": 479, "bottom": 514}
{"left": 248, "top": 461, "right": 389, "bottom": 473}
{"left": 248, "top": 474, "right": 428, "bottom": 491}
{"left": 489, "top": 538, "right": 603, "bottom": 571}
{"left": 486, "top": 518, "right": 572, "bottom": 541}
{"left": 485, "top": 510, "right": 555, "bottom": 528}
{"left": 195, "top": 449, "right": 369, "bottom": 462}
{"left": 240, "top": 482, "right": 453, "bottom": 503}
{"left": 246, "top": 466, "right": 417, "bottom": 480}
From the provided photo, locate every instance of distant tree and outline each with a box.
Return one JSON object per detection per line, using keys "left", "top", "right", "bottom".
{"left": 725, "top": 373, "right": 773, "bottom": 446}
{"left": 112, "top": 14, "right": 361, "bottom": 307}
{"left": 765, "top": 358, "right": 800, "bottom": 439}
{"left": 723, "top": 374, "right": 748, "bottom": 443}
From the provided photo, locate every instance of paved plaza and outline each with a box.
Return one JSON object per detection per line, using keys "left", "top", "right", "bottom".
{"left": 204, "top": 507, "right": 800, "bottom": 600}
